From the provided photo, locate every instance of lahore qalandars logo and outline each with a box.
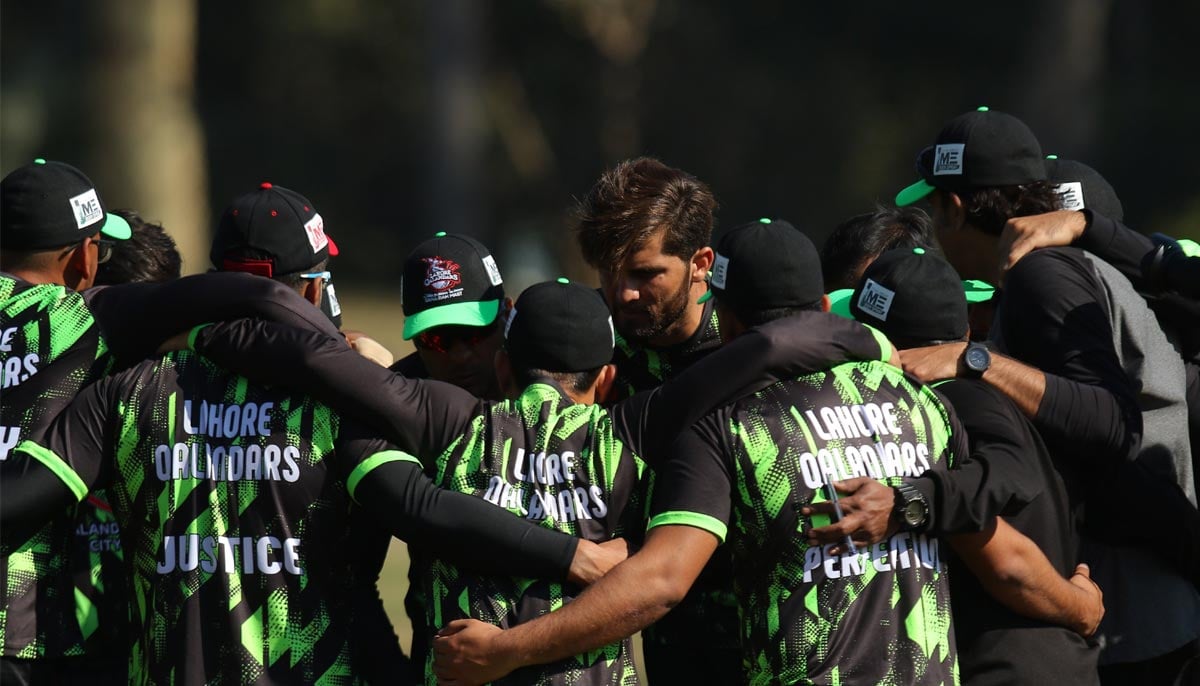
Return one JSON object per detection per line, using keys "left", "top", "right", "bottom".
{"left": 422, "top": 256, "right": 464, "bottom": 303}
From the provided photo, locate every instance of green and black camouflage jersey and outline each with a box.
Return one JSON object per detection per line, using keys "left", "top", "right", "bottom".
{"left": 14, "top": 349, "right": 408, "bottom": 686}
{"left": 0, "top": 274, "right": 114, "bottom": 659}
{"left": 419, "top": 383, "right": 647, "bottom": 686}
{"left": 608, "top": 295, "right": 721, "bottom": 400}
{"left": 650, "top": 361, "right": 967, "bottom": 686}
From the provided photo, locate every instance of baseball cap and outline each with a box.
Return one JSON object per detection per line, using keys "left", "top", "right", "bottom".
{"left": 896, "top": 107, "right": 1046, "bottom": 206}
{"left": 1, "top": 159, "right": 132, "bottom": 249}
{"left": 210, "top": 182, "right": 333, "bottom": 277}
{"left": 831, "top": 278, "right": 993, "bottom": 321}
{"left": 401, "top": 232, "right": 505, "bottom": 340}
{"left": 850, "top": 247, "right": 968, "bottom": 343}
{"left": 1045, "top": 155, "right": 1124, "bottom": 223}
{"left": 505, "top": 278, "right": 614, "bottom": 373}
{"left": 698, "top": 218, "right": 824, "bottom": 312}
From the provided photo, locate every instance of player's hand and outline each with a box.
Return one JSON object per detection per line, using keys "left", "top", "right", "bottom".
{"left": 433, "top": 619, "right": 518, "bottom": 685}
{"left": 802, "top": 477, "right": 898, "bottom": 554}
{"left": 344, "top": 331, "right": 394, "bottom": 367}
{"left": 998, "top": 210, "right": 1087, "bottom": 277}
{"left": 1068, "top": 563, "right": 1104, "bottom": 637}
{"left": 899, "top": 342, "right": 968, "bottom": 382}
{"left": 156, "top": 330, "right": 193, "bottom": 354}
{"left": 567, "top": 538, "right": 629, "bottom": 586}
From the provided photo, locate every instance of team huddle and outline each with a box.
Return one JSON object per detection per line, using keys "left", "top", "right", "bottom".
{"left": 1, "top": 106, "right": 1198, "bottom": 686}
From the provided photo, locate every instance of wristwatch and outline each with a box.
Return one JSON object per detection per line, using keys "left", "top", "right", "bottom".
{"left": 963, "top": 342, "right": 992, "bottom": 377}
{"left": 893, "top": 482, "right": 929, "bottom": 532}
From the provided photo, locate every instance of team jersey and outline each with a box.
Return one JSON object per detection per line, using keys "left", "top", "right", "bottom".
{"left": 651, "top": 361, "right": 966, "bottom": 686}
{"left": 418, "top": 383, "right": 646, "bottom": 685}
{"left": 0, "top": 274, "right": 117, "bottom": 659}
{"left": 15, "top": 349, "right": 406, "bottom": 685}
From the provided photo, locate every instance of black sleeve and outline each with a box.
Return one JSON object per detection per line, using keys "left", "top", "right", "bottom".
{"left": 907, "top": 381, "right": 1047, "bottom": 536}
{"left": 191, "top": 319, "right": 480, "bottom": 458}
{"left": 0, "top": 377, "right": 116, "bottom": 545}
{"left": 345, "top": 507, "right": 412, "bottom": 684}
{"left": 998, "top": 248, "right": 1142, "bottom": 464}
{"left": 84, "top": 272, "right": 341, "bottom": 366}
{"left": 611, "top": 311, "right": 888, "bottom": 462}
{"left": 388, "top": 351, "right": 428, "bottom": 378}
{"left": 351, "top": 460, "right": 577, "bottom": 580}
{"left": 645, "top": 413, "right": 735, "bottom": 542}
{"left": 1077, "top": 210, "right": 1156, "bottom": 289}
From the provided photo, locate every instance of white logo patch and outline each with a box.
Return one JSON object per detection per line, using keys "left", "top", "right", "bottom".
{"left": 1056, "top": 182, "right": 1085, "bottom": 211}
{"left": 932, "top": 144, "right": 965, "bottom": 176}
{"left": 482, "top": 255, "right": 503, "bottom": 286}
{"left": 710, "top": 254, "right": 730, "bottom": 289}
{"left": 607, "top": 315, "right": 615, "bottom": 347}
{"left": 856, "top": 279, "right": 896, "bottom": 321}
{"left": 303, "top": 213, "right": 328, "bottom": 253}
{"left": 325, "top": 283, "right": 342, "bottom": 317}
{"left": 69, "top": 189, "right": 104, "bottom": 229}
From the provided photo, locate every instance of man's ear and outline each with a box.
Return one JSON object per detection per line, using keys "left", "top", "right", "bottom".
{"left": 945, "top": 191, "right": 967, "bottom": 231}
{"left": 591, "top": 363, "right": 617, "bottom": 405}
{"left": 302, "top": 277, "right": 324, "bottom": 309}
{"left": 691, "top": 246, "right": 715, "bottom": 283}
{"left": 64, "top": 238, "right": 97, "bottom": 291}
{"left": 494, "top": 348, "right": 518, "bottom": 399}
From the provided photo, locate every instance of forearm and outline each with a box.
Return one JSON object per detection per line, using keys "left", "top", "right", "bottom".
{"left": 0, "top": 454, "right": 81, "bottom": 551}
{"left": 1076, "top": 211, "right": 1155, "bottom": 288}
{"left": 978, "top": 354, "right": 1046, "bottom": 419}
{"left": 950, "top": 518, "right": 1091, "bottom": 634}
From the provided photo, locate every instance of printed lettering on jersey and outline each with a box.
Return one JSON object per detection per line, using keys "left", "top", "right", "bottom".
{"left": 856, "top": 279, "right": 895, "bottom": 321}
{"left": 482, "top": 448, "right": 610, "bottom": 523}
{"left": 0, "top": 325, "right": 41, "bottom": 391}
{"left": 796, "top": 402, "right": 932, "bottom": 487}
{"left": 303, "top": 212, "right": 329, "bottom": 253}
{"left": 154, "top": 398, "right": 301, "bottom": 483}
{"left": 69, "top": 188, "right": 104, "bottom": 229}
{"left": 481, "top": 254, "right": 503, "bottom": 286}
{"left": 421, "top": 256, "right": 464, "bottom": 303}
{"left": 933, "top": 143, "right": 965, "bottom": 175}
{"left": 1056, "top": 181, "right": 1085, "bottom": 211}
{"left": 802, "top": 533, "right": 942, "bottom": 584}
{"left": 156, "top": 534, "right": 303, "bottom": 576}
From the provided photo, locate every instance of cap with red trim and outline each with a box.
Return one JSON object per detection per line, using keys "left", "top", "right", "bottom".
{"left": 210, "top": 182, "right": 334, "bottom": 277}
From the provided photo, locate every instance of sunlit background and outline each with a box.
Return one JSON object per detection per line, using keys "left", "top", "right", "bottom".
{"left": 4, "top": 0, "right": 1198, "bottom": 668}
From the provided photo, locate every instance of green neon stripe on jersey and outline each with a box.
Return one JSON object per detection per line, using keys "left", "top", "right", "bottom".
{"left": 186, "top": 323, "right": 212, "bottom": 351}
{"left": 864, "top": 324, "right": 892, "bottom": 362}
{"left": 647, "top": 511, "right": 727, "bottom": 543}
{"left": 20, "top": 441, "right": 88, "bottom": 502}
{"left": 74, "top": 587, "right": 99, "bottom": 639}
{"left": 347, "top": 450, "right": 421, "bottom": 500}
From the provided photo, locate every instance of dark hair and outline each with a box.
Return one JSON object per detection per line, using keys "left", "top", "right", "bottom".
{"left": 576, "top": 157, "right": 717, "bottom": 269}
{"left": 95, "top": 210, "right": 182, "bottom": 285}
{"left": 727, "top": 302, "right": 822, "bottom": 328}
{"left": 821, "top": 206, "right": 938, "bottom": 292}
{"left": 958, "top": 181, "right": 1063, "bottom": 235}
{"left": 515, "top": 366, "right": 604, "bottom": 394}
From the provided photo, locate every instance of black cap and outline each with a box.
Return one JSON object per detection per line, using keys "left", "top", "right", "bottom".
{"left": 698, "top": 218, "right": 824, "bottom": 312}
{"left": 401, "top": 232, "right": 505, "bottom": 340}
{"left": 1045, "top": 156, "right": 1124, "bottom": 223}
{"left": 210, "top": 182, "right": 334, "bottom": 278}
{"left": 1, "top": 158, "right": 132, "bottom": 249}
{"left": 850, "top": 247, "right": 968, "bottom": 344}
{"left": 896, "top": 107, "right": 1046, "bottom": 206}
{"left": 505, "top": 278, "right": 614, "bottom": 373}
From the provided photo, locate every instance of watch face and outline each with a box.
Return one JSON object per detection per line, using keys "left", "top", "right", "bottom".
{"left": 903, "top": 500, "right": 926, "bottom": 527}
{"left": 966, "top": 345, "right": 990, "bottom": 372}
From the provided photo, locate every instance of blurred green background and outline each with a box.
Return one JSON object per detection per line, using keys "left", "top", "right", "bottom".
{"left": 4, "top": 0, "right": 1199, "bottom": 668}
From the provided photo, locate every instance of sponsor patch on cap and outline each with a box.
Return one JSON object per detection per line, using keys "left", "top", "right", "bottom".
{"left": 1056, "top": 181, "right": 1085, "bottom": 211}
{"left": 856, "top": 278, "right": 896, "bottom": 321}
{"left": 422, "top": 256, "right": 464, "bottom": 303}
{"left": 304, "top": 213, "right": 329, "bottom": 253}
{"left": 69, "top": 188, "right": 104, "bottom": 229}
{"left": 607, "top": 315, "right": 615, "bottom": 347}
{"left": 325, "top": 283, "right": 342, "bottom": 317}
{"left": 933, "top": 144, "right": 965, "bottom": 176}
{"left": 482, "top": 254, "right": 503, "bottom": 286}
{"left": 711, "top": 254, "right": 730, "bottom": 289}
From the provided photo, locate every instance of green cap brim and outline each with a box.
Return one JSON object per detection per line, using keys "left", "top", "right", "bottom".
{"left": 962, "top": 279, "right": 996, "bottom": 304}
{"left": 1178, "top": 239, "right": 1200, "bottom": 258}
{"left": 402, "top": 299, "right": 500, "bottom": 340}
{"left": 895, "top": 179, "right": 936, "bottom": 207}
{"left": 828, "top": 289, "right": 854, "bottom": 319}
{"left": 697, "top": 289, "right": 714, "bottom": 304}
{"left": 100, "top": 213, "right": 132, "bottom": 240}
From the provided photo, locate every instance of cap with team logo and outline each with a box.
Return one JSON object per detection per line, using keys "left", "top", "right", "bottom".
{"left": 850, "top": 247, "right": 968, "bottom": 344}
{"left": 504, "top": 278, "right": 614, "bottom": 373}
{"left": 0, "top": 158, "right": 132, "bottom": 249}
{"left": 1045, "top": 155, "right": 1124, "bottom": 223}
{"left": 698, "top": 218, "right": 824, "bottom": 312}
{"left": 896, "top": 106, "right": 1047, "bottom": 206}
{"left": 831, "top": 278, "right": 993, "bottom": 321}
{"left": 211, "top": 182, "right": 337, "bottom": 278}
{"left": 401, "top": 232, "right": 505, "bottom": 340}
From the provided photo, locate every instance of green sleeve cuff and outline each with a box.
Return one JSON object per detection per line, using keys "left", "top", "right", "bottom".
{"left": 18, "top": 441, "right": 88, "bottom": 502}
{"left": 864, "top": 324, "right": 892, "bottom": 362}
{"left": 187, "top": 323, "right": 213, "bottom": 352}
{"left": 647, "top": 510, "right": 728, "bottom": 544}
{"left": 347, "top": 450, "right": 423, "bottom": 501}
